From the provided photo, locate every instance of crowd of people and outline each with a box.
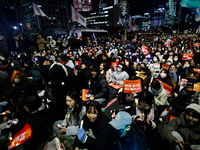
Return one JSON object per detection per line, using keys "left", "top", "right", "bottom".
{"left": 0, "top": 31, "right": 200, "bottom": 150}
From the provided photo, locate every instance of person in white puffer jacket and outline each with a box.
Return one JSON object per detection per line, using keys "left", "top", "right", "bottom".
{"left": 111, "top": 64, "right": 129, "bottom": 86}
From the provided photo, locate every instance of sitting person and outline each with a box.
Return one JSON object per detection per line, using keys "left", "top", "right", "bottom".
{"left": 108, "top": 111, "right": 148, "bottom": 150}
{"left": 87, "top": 64, "right": 108, "bottom": 105}
{"left": 10, "top": 95, "right": 51, "bottom": 150}
{"left": 172, "top": 81, "right": 200, "bottom": 116}
{"left": 75, "top": 101, "right": 110, "bottom": 150}
{"left": 53, "top": 91, "right": 86, "bottom": 149}
{"left": 163, "top": 104, "right": 200, "bottom": 150}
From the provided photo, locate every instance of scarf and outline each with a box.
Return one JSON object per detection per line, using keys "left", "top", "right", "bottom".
{"left": 169, "top": 69, "right": 178, "bottom": 83}
{"left": 65, "top": 107, "right": 75, "bottom": 126}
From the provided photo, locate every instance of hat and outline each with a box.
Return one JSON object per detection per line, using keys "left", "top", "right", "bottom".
{"left": 117, "top": 64, "right": 123, "bottom": 69}
{"left": 186, "top": 104, "right": 200, "bottom": 114}
{"left": 109, "top": 111, "right": 132, "bottom": 130}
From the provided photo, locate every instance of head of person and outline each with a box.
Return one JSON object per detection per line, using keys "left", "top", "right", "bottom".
{"left": 160, "top": 69, "right": 168, "bottom": 79}
{"left": 23, "top": 95, "right": 42, "bottom": 112}
{"left": 109, "top": 111, "right": 132, "bottom": 137}
{"left": 168, "top": 50, "right": 174, "bottom": 56}
{"left": 117, "top": 64, "right": 123, "bottom": 72}
{"left": 169, "top": 64, "right": 177, "bottom": 72}
{"left": 173, "top": 55, "right": 179, "bottom": 62}
{"left": 166, "top": 60, "right": 172, "bottom": 66}
{"left": 116, "top": 56, "right": 121, "bottom": 63}
{"left": 43, "top": 58, "right": 53, "bottom": 66}
{"left": 185, "top": 104, "right": 200, "bottom": 126}
{"left": 151, "top": 79, "right": 161, "bottom": 92}
{"left": 39, "top": 34, "right": 42, "bottom": 38}
{"left": 185, "top": 82, "right": 196, "bottom": 96}
{"left": 66, "top": 90, "right": 80, "bottom": 109}
{"left": 190, "top": 59, "right": 195, "bottom": 67}
{"left": 140, "top": 63, "right": 147, "bottom": 72}
{"left": 183, "top": 61, "right": 190, "bottom": 68}
{"left": 90, "top": 64, "right": 100, "bottom": 79}
{"left": 81, "top": 61, "right": 89, "bottom": 70}
{"left": 102, "top": 54, "right": 108, "bottom": 60}
{"left": 99, "top": 62, "right": 108, "bottom": 72}
{"left": 139, "top": 91, "right": 154, "bottom": 110}
{"left": 187, "top": 71, "right": 199, "bottom": 81}
{"left": 153, "top": 56, "right": 159, "bottom": 63}
{"left": 14, "top": 73, "right": 27, "bottom": 84}
{"left": 86, "top": 101, "right": 101, "bottom": 123}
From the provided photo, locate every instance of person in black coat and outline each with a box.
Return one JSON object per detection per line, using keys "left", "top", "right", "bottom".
{"left": 87, "top": 64, "right": 108, "bottom": 105}
{"left": 75, "top": 101, "right": 110, "bottom": 150}
{"left": 10, "top": 95, "right": 51, "bottom": 150}
{"left": 77, "top": 61, "right": 91, "bottom": 89}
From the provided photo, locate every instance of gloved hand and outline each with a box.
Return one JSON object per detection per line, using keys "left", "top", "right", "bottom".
{"left": 77, "top": 128, "right": 87, "bottom": 143}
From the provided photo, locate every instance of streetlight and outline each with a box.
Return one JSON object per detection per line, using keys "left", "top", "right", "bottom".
{"left": 20, "top": 23, "right": 22, "bottom": 26}
{"left": 13, "top": 26, "right": 17, "bottom": 29}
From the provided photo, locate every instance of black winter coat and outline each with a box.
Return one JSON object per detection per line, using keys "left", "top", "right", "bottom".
{"left": 88, "top": 74, "right": 108, "bottom": 99}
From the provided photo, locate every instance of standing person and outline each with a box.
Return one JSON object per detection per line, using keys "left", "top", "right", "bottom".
{"left": 36, "top": 34, "right": 46, "bottom": 54}
{"left": 49, "top": 36, "right": 56, "bottom": 52}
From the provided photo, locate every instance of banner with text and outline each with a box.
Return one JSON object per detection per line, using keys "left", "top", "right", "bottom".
{"left": 71, "top": 5, "right": 86, "bottom": 27}
{"left": 8, "top": 123, "right": 32, "bottom": 150}
{"left": 162, "top": 63, "right": 170, "bottom": 70}
{"left": 123, "top": 79, "right": 142, "bottom": 93}
{"left": 182, "top": 53, "right": 194, "bottom": 60}
{"left": 157, "top": 79, "right": 173, "bottom": 97}
{"left": 110, "top": 62, "right": 119, "bottom": 70}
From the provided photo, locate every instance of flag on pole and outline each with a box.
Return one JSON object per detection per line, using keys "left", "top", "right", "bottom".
{"left": 181, "top": 0, "right": 200, "bottom": 8}
{"left": 119, "top": 16, "right": 124, "bottom": 26}
{"left": 71, "top": 5, "right": 86, "bottom": 27}
{"left": 32, "top": 2, "right": 49, "bottom": 19}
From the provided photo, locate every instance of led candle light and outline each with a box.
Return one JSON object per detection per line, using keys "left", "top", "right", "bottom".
{"left": 80, "top": 120, "right": 83, "bottom": 128}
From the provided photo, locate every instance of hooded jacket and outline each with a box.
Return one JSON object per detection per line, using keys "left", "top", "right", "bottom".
{"left": 111, "top": 70, "right": 129, "bottom": 86}
{"left": 163, "top": 112, "right": 200, "bottom": 146}
{"left": 88, "top": 74, "right": 108, "bottom": 99}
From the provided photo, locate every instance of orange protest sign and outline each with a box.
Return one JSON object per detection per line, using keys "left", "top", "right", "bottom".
{"left": 110, "top": 62, "right": 119, "bottom": 69}
{"left": 182, "top": 53, "right": 194, "bottom": 60}
{"left": 8, "top": 123, "right": 32, "bottom": 150}
{"left": 11, "top": 70, "right": 20, "bottom": 82}
{"left": 75, "top": 61, "right": 81, "bottom": 67}
{"left": 193, "top": 83, "right": 200, "bottom": 92}
{"left": 162, "top": 63, "right": 170, "bottom": 70}
{"left": 82, "top": 89, "right": 89, "bottom": 101}
{"left": 193, "top": 68, "right": 200, "bottom": 74}
{"left": 109, "top": 83, "right": 122, "bottom": 90}
{"left": 123, "top": 79, "right": 142, "bottom": 93}
{"left": 157, "top": 79, "right": 173, "bottom": 97}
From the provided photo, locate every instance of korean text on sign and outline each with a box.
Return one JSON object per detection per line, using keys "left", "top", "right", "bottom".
{"left": 123, "top": 79, "right": 142, "bottom": 93}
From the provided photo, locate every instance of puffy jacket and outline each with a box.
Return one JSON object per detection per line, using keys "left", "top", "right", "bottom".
{"left": 111, "top": 70, "right": 129, "bottom": 86}
{"left": 163, "top": 112, "right": 200, "bottom": 146}
{"left": 88, "top": 74, "right": 108, "bottom": 99}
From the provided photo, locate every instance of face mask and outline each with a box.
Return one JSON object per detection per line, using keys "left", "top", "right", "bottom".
{"left": 160, "top": 73, "right": 167, "bottom": 78}
{"left": 169, "top": 53, "right": 173, "bottom": 56}
{"left": 184, "top": 64, "right": 190, "bottom": 68}
{"left": 167, "top": 62, "right": 171, "bottom": 65}
{"left": 14, "top": 78, "right": 20, "bottom": 83}
{"left": 11, "top": 63, "right": 14, "bottom": 66}
{"left": 156, "top": 53, "right": 160, "bottom": 56}
{"left": 174, "top": 58, "right": 178, "bottom": 61}
{"left": 117, "top": 68, "right": 122, "bottom": 72}
{"left": 153, "top": 58, "right": 157, "bottom": 62}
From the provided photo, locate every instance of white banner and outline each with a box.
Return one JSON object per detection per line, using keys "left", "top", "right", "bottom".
{"left": 71, "top": 5, "right": 86, "bottom": 27}
{"left": 32, "top": 2, "right": 49, "bottom": 19}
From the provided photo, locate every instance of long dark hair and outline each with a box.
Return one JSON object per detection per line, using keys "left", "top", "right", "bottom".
{"left": 66, "top": 90, "right": 83, "bottom": 120}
